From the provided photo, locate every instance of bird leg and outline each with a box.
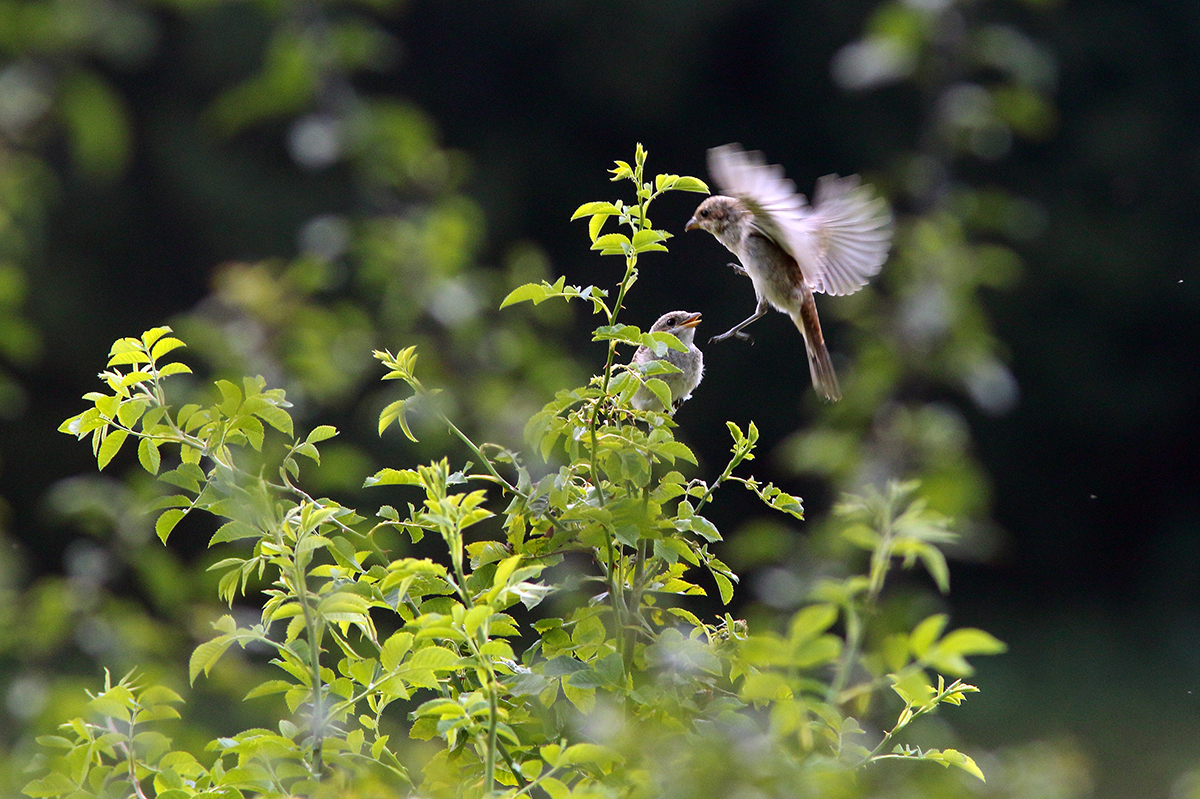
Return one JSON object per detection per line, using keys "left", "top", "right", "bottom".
{"left": 710, "top": 301, "right": 768, "bottom": 344}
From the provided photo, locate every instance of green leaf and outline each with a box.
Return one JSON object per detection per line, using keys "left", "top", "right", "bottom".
{"left": 189, "top": 635, "right": 236, "bottom": 684}
{"left": 150, "top": 337, "right": 185, "bottom": 361}
{"left": 928, "top": 748, "right": 986, "bottom": 782}
{"left": 927, "top": 628, "right": 1007, "bottom": 675}
{"left": 740, "top": 671, "right": 793, "bottom": 702}
{"left": 215, "top": 379, "right": 242, "bottom": 415}
{"left": 116, "top": 398, "right": 147, "bottom": 426}
{"left": 209, "top": 521, "right": 260, "bottom": 545}
{"left": 788, "top": 604, "right": 838, "bottom": 642}
{"left": 145, "top": 328, "right": 172, "bottom": 348}
{"left": 160, "top": 464, "right": 203, "bottom": 493}
{"left": 155, "top": 509, "right": 187, "bottom": 543}
{"left": 108, "top": 337, "right": 148, "bottom": 365}
{"left": 760, "top": 485, "right": 805, "bottom": 519}
{"left": 631, "top": 228, "right": 670, "bottom": 253}
{"left": 793, "top": 635, "right": 842, "bottom": 668}
{"left": 591, "top": 233, "right": 631, "bottom": 255}
{"left": 664, "top": 606, "right": 704, "bottom": 629}
{"left": 711, "top": 571, "right": 734, "bottom": 605}
{"left": 891, "top": 670, "right": 935, "bottom": 707}
{"left": 499, "top": 283, "right": 548, "bottom": 309}
{"left": 561, "top": 681, "right": 595, "bottom": 713}
{"left": 918, "top": 543, "right": 951, "bottom": 593}
{"left": 641, "top": 330, "right": 688, "bottom": 354}
{"left": 22, "top": 772, "right": 77, "bottom": 797}
{"left": 909, "top": 614, "right": 948, "bottom": 658}
{"left": 364, "top": 468, "right": 421, "bottom": 487}
{"left": 318, "top": 592, "right": 370, "bottom": 619}
{"left": 254, "top": 404, "right": 293, "bottom": 437}
{"left": 592, "top": 324, "right": 643, "bottom": 345}
{"left": 937, "top": 628, "right": 1007, "bottom": 657}
{"left": 570, "top": 201, "right": 620, "bottom": 221}
{"left": 561, "top": 743, "right": 624, "bottom": 769}
{"left": 233, "top": 414, "right": 265, "bottom": 451}
{"left": 96, "top": 428, "right": 128, "bottom": 470}
{"left": 89, "top": 684, "right": 136, "bottom": 718}
{"left": 407, "top": 646, "right": 460, "bottom": 670}
{"left": 588, "top": 212, "right": 609, "bottom": 242}
{"left": 306, "top": 425, "right": 337, "bottom": 444}
{"left": 381, "top": 631, "right": 414, "bottom": 672}
{"left": 157, "top": 362, "right": 193, "bottom": 377}
{"left": 538, "top": 777, "right": 571, "bottom": 799}
{"left": 672, "top": 175, "right": 710, "bottom": 193}
{"left": 378, "top": 399, "right": 416, "bottom": 442}
{"left": 678, "top": 511, "right": 720, "bottom": 543}
{"left": 655, "top": 440, "right": 697, "bottom": 465}
{"left": 292, "top": 443, "right": 319, "bottom": 465}
{"left": 138, "top": 438, "right": 161, "bottom": 475}
{"left": 243, "top": 680, "right": 295, "bottom": 701}
{"left": 644, "top": 378, "right": 672, "bottom": 413}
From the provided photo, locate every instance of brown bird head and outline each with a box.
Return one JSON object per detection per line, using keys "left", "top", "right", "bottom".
{"left": 685, "top": 196, "right": 745, "bottom": 244}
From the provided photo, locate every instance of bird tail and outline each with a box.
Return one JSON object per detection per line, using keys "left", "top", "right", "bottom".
{"left": 792, "top": 287, "right": 842, "bottom": 401}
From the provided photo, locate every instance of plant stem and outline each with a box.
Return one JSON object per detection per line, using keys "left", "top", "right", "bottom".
{"left": 291, "top": 549, "right": 325, "bottom": 778}
{"left": 444, "top": 417, "right": 519, "bottom": 496}
{"left": 828, "top": 603, "right": 863, "bottom": 704}
{"left": 485, "top": 672, "right": 499, "bottom": 792}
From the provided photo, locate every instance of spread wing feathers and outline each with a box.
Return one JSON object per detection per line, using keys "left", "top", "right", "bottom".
{"left": 707, "top": 144, "right": 893, "bottom": 296}
{"left": 708, "top": 143, "right": 810, "bottom": 249}
{"left": 805, "top": 174, "right": 893, "bottom": 296}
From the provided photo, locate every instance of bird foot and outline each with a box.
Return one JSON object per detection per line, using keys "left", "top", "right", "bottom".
{"left": 728, "top": 262, "right": 749, "bottom": 277}
{"left": 709, "top": 329, "right": 754, "bottom": 345}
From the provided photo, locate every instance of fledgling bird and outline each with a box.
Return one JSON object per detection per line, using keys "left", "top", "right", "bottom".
{"left": 630, "top": 311, "right": 704, "bottom": 413}
{"left": 685, "top": 144, "right": 893, "bottom": 401}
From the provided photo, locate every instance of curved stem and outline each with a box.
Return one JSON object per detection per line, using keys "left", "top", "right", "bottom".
{"left": 444, "top": 417, "right": 520, "bottom": 496}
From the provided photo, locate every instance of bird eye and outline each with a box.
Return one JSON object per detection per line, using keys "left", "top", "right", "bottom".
{"left": 699, "top": 209, "right": 709, "bottom": 218}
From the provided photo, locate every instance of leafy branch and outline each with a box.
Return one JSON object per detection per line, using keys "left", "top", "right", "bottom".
{"left": 34, "top": 148, "right": 1005, "bottom": 799}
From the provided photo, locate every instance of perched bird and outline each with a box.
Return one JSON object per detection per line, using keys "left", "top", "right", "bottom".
{"left": 630, "top": 311, "right": 704, "bottom": 413}
{"left": 685, "top": 144, "right": 892, "bottom": 401}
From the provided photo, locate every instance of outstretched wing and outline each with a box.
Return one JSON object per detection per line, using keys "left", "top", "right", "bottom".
{"left": 707, "top": 144, "right": 892, "bottom": 294}
{"left": 707, "top": 143, "right": 811, "bottom": 259}
{"left": 805, "top": 174, "right": 893, "bottom": 296}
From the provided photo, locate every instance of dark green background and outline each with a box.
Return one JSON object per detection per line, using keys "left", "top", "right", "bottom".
{"left": 2, "top": 1, "right": 1198, "bottom": 796}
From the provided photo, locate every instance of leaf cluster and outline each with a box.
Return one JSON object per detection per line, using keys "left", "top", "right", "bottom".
{"left": 35, "top": 149, "right": 1003, "bottom": 799}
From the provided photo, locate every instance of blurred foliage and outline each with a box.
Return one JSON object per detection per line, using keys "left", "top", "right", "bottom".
{"left": 1, "top": 0, "right": 1198, "bottom": 796}
{"left": 36, "top": 157, "right": 1006, "bottom": 794}
{"left": 0, "top": 0, "right": 583, "bottom": 792}
{"left": 783, "top": 0, "right": 1054, "bottom": 527}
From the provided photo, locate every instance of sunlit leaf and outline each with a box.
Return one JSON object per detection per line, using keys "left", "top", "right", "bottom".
{"left": 96, "top": 429, "right": 128, "bottom": 470}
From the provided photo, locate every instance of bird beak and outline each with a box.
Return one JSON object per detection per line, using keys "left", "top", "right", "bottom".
{"left": 685, "top": 217, "right": 699, "bottom": 232}
{"left": 679, "top": 312, "right": 702, "bottom": 329}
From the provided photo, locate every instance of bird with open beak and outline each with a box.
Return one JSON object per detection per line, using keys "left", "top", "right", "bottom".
{"left": 686, "top": 144, "right": 892, "bottom": 401}
{"left": 631, "top": 311, "right": 704, "bottom": 413}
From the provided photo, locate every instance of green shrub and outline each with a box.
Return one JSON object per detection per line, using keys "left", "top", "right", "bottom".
{"left": 32, "top": 147, "right": 1002, "bottom": 799}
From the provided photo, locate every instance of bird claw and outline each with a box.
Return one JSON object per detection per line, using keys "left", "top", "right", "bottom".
{"left": 709, "top": 329, "right": 753, "bottom": 346}
{"left": 728, "top": 262, "right": 749, "bottom": 277}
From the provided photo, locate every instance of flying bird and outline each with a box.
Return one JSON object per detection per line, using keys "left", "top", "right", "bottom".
{"left": 630, "top": 311, "right": 704, "bottom": 413}
{"left": 685, "top": 144, "right": 892, "bottom": 400}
